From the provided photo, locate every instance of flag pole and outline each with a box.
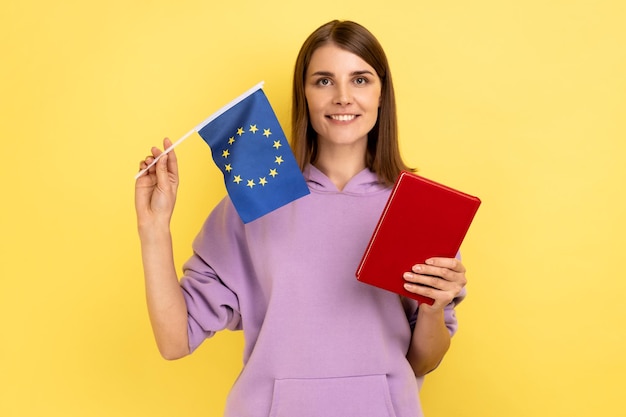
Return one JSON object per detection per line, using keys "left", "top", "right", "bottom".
{"left": 134, "top": 127, "right": 196, "bottom": 179}
{"left": 134, "top": 81, "right": 265, "bottom": 180}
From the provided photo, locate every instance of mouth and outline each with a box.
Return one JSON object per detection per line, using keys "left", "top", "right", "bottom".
{"left": 327, "top": 114, "right": 358, "bottom": 122}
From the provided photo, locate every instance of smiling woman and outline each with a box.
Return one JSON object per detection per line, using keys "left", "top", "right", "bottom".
{"left": 135, "top": 19, "right": 468, "bottom": 417}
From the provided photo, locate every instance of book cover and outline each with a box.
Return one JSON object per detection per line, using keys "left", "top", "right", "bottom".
{"left": 356, "top": 171, "right": 481, "bottom": 305}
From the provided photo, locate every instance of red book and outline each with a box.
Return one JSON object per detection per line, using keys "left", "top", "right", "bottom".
{"left": 356, "top": 171, "right": 481, "bottom": 305}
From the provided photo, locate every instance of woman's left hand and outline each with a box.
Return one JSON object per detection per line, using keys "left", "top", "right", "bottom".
{"left": 402, "top": 257, "right": 467, "bottom": 310}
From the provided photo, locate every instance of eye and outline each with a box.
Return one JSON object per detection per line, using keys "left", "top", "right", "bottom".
{"left": 354, "top": 77, "right": 369, "bottom": 85}
{"left": 316, "top": 78, "right": 331, "bottom": 86}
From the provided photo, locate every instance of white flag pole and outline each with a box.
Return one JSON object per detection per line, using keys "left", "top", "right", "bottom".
{"left": 134, "top": 81, "right": 265, "bottom": 180}
{"left": 134, "top": 127, "right": 196, "bottom": 179}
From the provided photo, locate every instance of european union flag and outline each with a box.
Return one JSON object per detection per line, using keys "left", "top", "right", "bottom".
{"left": 197, "top": 86, "right": 310, "bottom": 223}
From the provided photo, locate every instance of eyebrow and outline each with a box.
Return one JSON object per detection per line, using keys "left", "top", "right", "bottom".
{"left": 309, "top": 70, "right": 376, "bottom": 77}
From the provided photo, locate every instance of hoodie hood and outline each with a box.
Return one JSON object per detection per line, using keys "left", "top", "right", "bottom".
{"left": 303, "top": 164, "right": 389, "bottom": 195}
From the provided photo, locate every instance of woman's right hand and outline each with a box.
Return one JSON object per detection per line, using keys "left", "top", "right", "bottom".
{"left": 134, "top": 138, "right": 190, "bottom": 360}
{"left": 135, "top": 138, "right": 179, "bottom": 231}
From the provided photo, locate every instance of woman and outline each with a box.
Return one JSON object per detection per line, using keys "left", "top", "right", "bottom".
{"left": 135, "top": 20, "right": 467, "bottom": 417}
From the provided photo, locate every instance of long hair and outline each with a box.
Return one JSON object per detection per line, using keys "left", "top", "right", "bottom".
{"left": 291, "top": 20, "right": 413, "bottom": 186}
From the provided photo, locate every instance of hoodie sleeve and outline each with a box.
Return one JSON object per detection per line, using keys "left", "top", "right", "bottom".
{"left": 180, "top": 198, "right": 245, "bottom": 353}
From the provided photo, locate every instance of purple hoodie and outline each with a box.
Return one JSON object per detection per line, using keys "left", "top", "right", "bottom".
{"left": 180, "top": 164, "right": 462, "bottom": 417}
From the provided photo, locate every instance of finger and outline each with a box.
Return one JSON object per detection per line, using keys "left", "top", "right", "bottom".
{"left": 410, "top": 264, "right": 448, "bottom": 278}
{"left": 163, "top": 137, "right": 173, "bottom": 152}
{"left": 151, "top": 146, "right": 163, "bottom": 158}
{"left": 403, "top": 269, "right": 464, "bottom": 308}
{"left": 425, "top": 257, "right": 465, "bottom": 273}
{"left": 403, "top": 271, "right": 449, "bottom": 291}
{"left": 144, "top": 156, "right": 158, "bottom": 175}
{"left": 403, "top": 281, "right": 441, "bottom": 301}
{"left": 138, "top": 156, "right": 154, "bottom": 174}
{"left": 409, "top": 263, "right": 464, "bottom": 285}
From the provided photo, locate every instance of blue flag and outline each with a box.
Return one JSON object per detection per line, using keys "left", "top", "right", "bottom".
{"left": 197, "top": 87, "right": 310, "bottom": 223}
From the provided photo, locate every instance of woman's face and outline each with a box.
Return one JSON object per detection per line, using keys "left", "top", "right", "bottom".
{"left": 304, "top": 43, "right": 382, "bottom": 152}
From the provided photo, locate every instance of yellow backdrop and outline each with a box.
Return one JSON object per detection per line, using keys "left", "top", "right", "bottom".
{"left": 1, "top": 1, "right": 624, "bottom": 416}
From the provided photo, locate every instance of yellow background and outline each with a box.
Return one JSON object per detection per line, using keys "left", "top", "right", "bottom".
{"left": 1, "top": 0, "right": 625, "bottom": 416}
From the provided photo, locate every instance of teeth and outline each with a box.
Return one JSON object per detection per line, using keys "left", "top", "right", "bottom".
{"left": 329, "top": 114, "right": 356, "bottom": 121}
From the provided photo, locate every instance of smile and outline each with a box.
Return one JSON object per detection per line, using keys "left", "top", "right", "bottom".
{"left": 328, "top": 114, "right": 357, "bottom": 121}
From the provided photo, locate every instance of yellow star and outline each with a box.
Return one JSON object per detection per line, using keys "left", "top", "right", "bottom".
{"left": 273, "top": 140, "right": 282, "bottom": 149}
{"left": 237, "top": 127, "right": 245, "bottom": 136}
{"left": 259, "top": 177, "right": 268, "bottom": 186}
{"left": 222, "top": 149, "right": 230, "bottom": 158}
{"left": 249, "top": 124, "right": 258, "bottom": 133}
{"left": 233, "top": 175, "right": 242, "bottom": 184}
{"left": 263, "top": 128, "right": 271, "bottom": 138}
{"left": 224, "top": 164, "right": 232, "bottom": 172}
{"left": 228, "top": 137, "right": 235, "bottom": 145}
{"left": 269, "top": 168, "right": 278, "bottom": 177}
{"left": 246, "top": 179, "right": 255, "bottom": 188}
{"left": 274, "top": 155, "right": 284, "bottom": 165}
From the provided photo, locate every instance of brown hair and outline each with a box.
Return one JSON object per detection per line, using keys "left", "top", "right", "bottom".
{"left": 291, "top": 20, "right": 413, "bottom": 186}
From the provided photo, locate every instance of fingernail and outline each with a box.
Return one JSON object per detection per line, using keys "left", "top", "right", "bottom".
{"left": 412, "top": 265, "right": 422, "bottom": 272}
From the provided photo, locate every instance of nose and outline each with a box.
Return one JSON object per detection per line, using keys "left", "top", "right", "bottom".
{"left": 334, "top": 83, "right": 352, "bottom": 105}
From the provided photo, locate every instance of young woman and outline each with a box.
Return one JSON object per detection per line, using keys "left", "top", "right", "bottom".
{"left": 135, "top": 20, "right": 467, "bottom": 417}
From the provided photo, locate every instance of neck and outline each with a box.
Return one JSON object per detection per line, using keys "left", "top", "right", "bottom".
{"left": 313, "top": 150, "right": 367, "bottom": 191}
